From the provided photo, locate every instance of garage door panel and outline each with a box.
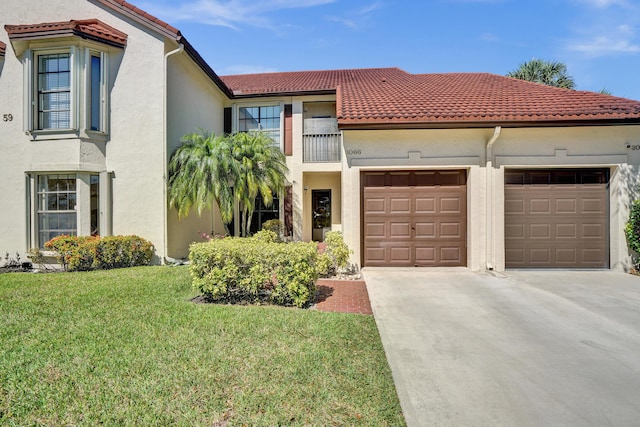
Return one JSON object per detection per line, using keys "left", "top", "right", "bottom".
{"left": 415, "top": 197, "right": 436, "bottom": 213}
{"left": 364, "top": 198, "right": 386, "bottom": 214}
{"left": 505, "top": 169, "right": 609, "bottom": 268}
{"left": 530, "top": 199, "right": 551, "bottom": 214}
{"left": 556, "top": 199, "right": 577, "bottom": 213}
{"left": 389, "top": 246, "right": 412, "bottom": 262}
{"left": 364, "top": 222, "right": 386, "bottom": 238}
{"left": 415, "top": 222, "right": 436, "bottom": 238}
{"left": 505, "top": 199, "right": 525, "bottom": 214}
{"left": 363, "top": 170, "right": 467, "bottom": 267}
{"left": 364, "top": 247, "right": 385, "bottom": 262}
{"left": 440, "top": 222, "right": 463, "bottom": 238}
{"left": 390, "top": 221, "right": 412, "bottom": 238}
{"left": 390, "top": 197, "right": 411, "bottom": 214}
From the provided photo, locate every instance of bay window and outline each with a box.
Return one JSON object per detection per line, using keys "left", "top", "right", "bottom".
{"left": 37, "top": 174, "right": 77, "bottom": 246}
{"left": 37, "top": 53, "right": 72, "bottom": 130}
{"left": 26, "top": 47, "right": 108, "bottom": 137}
{"left": 31, "top": 173, "right": 106, "bottom": 248}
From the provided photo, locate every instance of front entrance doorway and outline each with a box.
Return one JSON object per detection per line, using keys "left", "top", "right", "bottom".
{"left": 312, "top": 190, "right": 331, "bottom": 242}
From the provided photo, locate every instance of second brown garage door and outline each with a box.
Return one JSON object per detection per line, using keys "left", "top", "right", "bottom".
{"left": 362, "top": 170, "right": 467, "bottom": 267}
{"left": 505, "top": 169, "right": 609, "bottom": 268}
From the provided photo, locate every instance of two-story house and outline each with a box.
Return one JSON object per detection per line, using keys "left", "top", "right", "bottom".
{"left": 2, "top": 0, "right": 640, "bottom": 271}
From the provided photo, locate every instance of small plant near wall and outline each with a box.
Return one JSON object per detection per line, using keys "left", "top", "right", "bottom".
{"left": 625, "top": 199, "right": 640, "bottom": 273}
{"left": 317, "top": 231, "right": 353, "bottom": 277}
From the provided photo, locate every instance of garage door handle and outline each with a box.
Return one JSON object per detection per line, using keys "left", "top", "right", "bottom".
{"left": 411, "top": 226, "right": 415, "bottom": 230}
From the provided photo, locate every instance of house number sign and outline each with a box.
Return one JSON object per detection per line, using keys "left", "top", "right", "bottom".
{"left": 346, "top": 149, "right": 362, "bottom": 155}
{"left": 2, "top": 113, "right": 13, "bottom": 122}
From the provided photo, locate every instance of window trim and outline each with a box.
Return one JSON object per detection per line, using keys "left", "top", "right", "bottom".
{"left": 23, "top": 44, "right": 109, "bottom": 140}
{"left": 234, "top": 102, "right": 284, "bottom": 150}
{"left": 27, "top": 171, "right": 111, "bottom": 251}
{"left": 35, "top": 174, "right": 78, "bottom": 248}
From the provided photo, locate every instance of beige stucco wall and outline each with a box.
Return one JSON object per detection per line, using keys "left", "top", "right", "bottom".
{"left": 0, "top": 0, "right": 227, "bottom": 262}
{"left": 341, "top": 125, "right": 640, "bottom": 272}
{"left": 302, "top": 172, "right": 342, "bottom": 241}
{"left": 165, "top": 49, "right": 227, "bottom": 259}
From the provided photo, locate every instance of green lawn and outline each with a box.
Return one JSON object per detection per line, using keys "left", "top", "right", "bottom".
{"left": 0, "top": 266, "right": 405, "bottom": 426}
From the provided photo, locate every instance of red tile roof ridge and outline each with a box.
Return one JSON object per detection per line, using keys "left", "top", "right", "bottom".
{"left": 220, "top": 67, "right": 408, "bottom": 79}
{"left": 97, "top": 0, "right": 180, "bottom": 37}
{"left": 4, "top": 19, "right": 128, "bottom": 47}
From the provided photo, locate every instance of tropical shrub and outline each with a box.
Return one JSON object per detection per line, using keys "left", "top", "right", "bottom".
{"left": 626, "top": 200, "right": 640, "bottom": 253}
{"left": 317, "top": 231, "right": 352, "bottom": 277}
{"left": 189, "top": 236, "right": 319, "bottom": 308}
{"left": 261, "top": 219, "right": 284, "bottom": 240}
{"left": 45, "top": 235, "right": 99, "bottom": 271}
{"left": 44, "top": 235, "right": 153, "bottom": 271}
{"left": 94, "top": 236, "right": 154, "bottom": 269}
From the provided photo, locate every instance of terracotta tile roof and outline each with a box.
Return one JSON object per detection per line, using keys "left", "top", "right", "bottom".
{"left": 221, "top": 68, "right": 410, "bottom": 96}
{"left": 0, "top": 41, "right": 5, "bottom": 57}
{"left": 4, "top": 19, "right": 128, "bottom": 48}
{"left": 223, "top": 68, "right": 640, "bottom": 127}
{"left": 95, "top": 0, "right": 233, "bottom": 97}
{"left": 96, "top": 0, "right": 179, "bottom": 38}
{"left": 339, "top": 72, "right": 640, "bottom": 126}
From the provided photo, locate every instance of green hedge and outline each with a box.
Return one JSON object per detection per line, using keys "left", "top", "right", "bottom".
{"left": 189, "top": 233, "right": 319, "bottom": 308}
{"left": 44, "top": 235, "right": 154, "bottom": 271}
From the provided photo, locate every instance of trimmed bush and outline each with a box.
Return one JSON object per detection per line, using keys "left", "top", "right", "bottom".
{"left": 317, "top": 231, "right": 352, "bottom": 277}
{"left": 626, "top": 199, "right": 640, "bottom": 255}
{"left": 261, "top": 219, "right": 284, "bottom": 240}
{"left": 45, "top": 235, "right": 99, "bottom": 271}
{"left": 44, "top": 235, "right": 154, "bottom": 271}
{"left": 94, "top": 236, "right": 154, "bottom": 269}
{"left": 189, "top": 236, "right": 319, "bottom": 308}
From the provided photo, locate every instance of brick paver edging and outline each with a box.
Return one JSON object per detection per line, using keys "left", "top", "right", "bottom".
{"left": 314, "top": 278, "right": 373, "bottom": 315}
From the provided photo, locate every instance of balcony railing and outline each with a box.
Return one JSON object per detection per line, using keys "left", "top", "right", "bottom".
{"left": 303, "top": 118, "right": 341, "bottom": 163}
{"left": 303, "top": 133, "right": 342, "bottom": 163}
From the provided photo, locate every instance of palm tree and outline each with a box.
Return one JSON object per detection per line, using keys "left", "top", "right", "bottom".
{"left": 167, "top": 131, "right": 236, "bottom": 234}
{"left": 231, "top": 131, "right": 288, "bottom": 237}
{"left": 507, "top": 59, "right": 576, "bottom": 89}
{"left": 167, "top": 130, "right": 288, "bottom": 237}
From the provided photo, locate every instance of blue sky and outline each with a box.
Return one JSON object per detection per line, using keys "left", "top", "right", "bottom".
{"left": 141, "top": 0, "right": 640, "bottom": 100}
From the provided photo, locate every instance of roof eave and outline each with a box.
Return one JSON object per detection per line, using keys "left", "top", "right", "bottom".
{"left": 178, "top": 36, "right": 234, "bottom": 98}
{"left": 231, "top": 89, "right": 336, "bottom": 99}
{"left": 337, "top": 117, "right": 640, "bottom": 130}
{"left": 6, "top": 29, "right": 126, "bottom": 49}
{"left": 94, "top": 0, "right": 235, "bottom": 98}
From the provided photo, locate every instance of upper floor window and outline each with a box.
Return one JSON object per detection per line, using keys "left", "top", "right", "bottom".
{"left": 239, "top": 105, "right": 281, "bottom": 146}
{"left": 28, "top": 47, "right": 108, "bottom": 135}
{"left": 37, "top": 52, "right": 72, "bottom": 130}
{"left": 5, "top": 19, "right": 127, "bottom": 139}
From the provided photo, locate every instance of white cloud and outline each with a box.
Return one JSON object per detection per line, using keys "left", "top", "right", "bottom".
{"left": 142, "top": 0, "right": 336, "bottom": 30}
{"left": 326, "top": 1, "right": 383, "bottom": 30}
{"left": 575, "top": 0, "right": 629, "bottom": 7}
{"left": 566, "top": 24, "right": 640, "bottom": 57}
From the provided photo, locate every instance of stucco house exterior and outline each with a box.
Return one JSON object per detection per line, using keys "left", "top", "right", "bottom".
{"left": 2, "top": 0, "right": 640, "bottom": 271}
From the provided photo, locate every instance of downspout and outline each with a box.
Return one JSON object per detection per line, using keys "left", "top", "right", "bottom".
{"left": 163, "top": 43, "right": 184, "bottom": 263}
{"left": 485, "top": 126, "right": 501, "bottom": 270}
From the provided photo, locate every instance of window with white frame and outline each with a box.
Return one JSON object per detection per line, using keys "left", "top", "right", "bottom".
{"left": 37, "top": 53, "right": 72, "bottom": 129}
{"left": 37, "top": 174, "right": 78, "bottom": 246}
{"left": 28, "top": 47, "right": 108, "bottom": 135}
{"left": 34, "top": 173, "right": 102, "bottom": 247}
{"left": 238, "top": 105, "right": 281, "bottom": 146}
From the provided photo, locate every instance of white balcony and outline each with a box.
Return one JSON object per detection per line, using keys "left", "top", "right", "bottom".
{"left": 303, "top": 118, "right": 341, "bottom": 163}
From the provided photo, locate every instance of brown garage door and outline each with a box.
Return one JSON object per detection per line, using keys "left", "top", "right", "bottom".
{"left": 505, "top": 169, "right": 609, "bottom": 268}
{"left": 362, "top": 170, "right": 467, "bottom": 267}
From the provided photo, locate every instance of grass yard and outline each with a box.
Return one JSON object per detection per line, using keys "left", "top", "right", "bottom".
{"left": 0, "top": 266, "right": 405, "bottom": 426}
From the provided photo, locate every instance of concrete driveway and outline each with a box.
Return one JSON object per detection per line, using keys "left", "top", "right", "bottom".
{"left": 363, "top": 269, "right": 640, "bottom": 427}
